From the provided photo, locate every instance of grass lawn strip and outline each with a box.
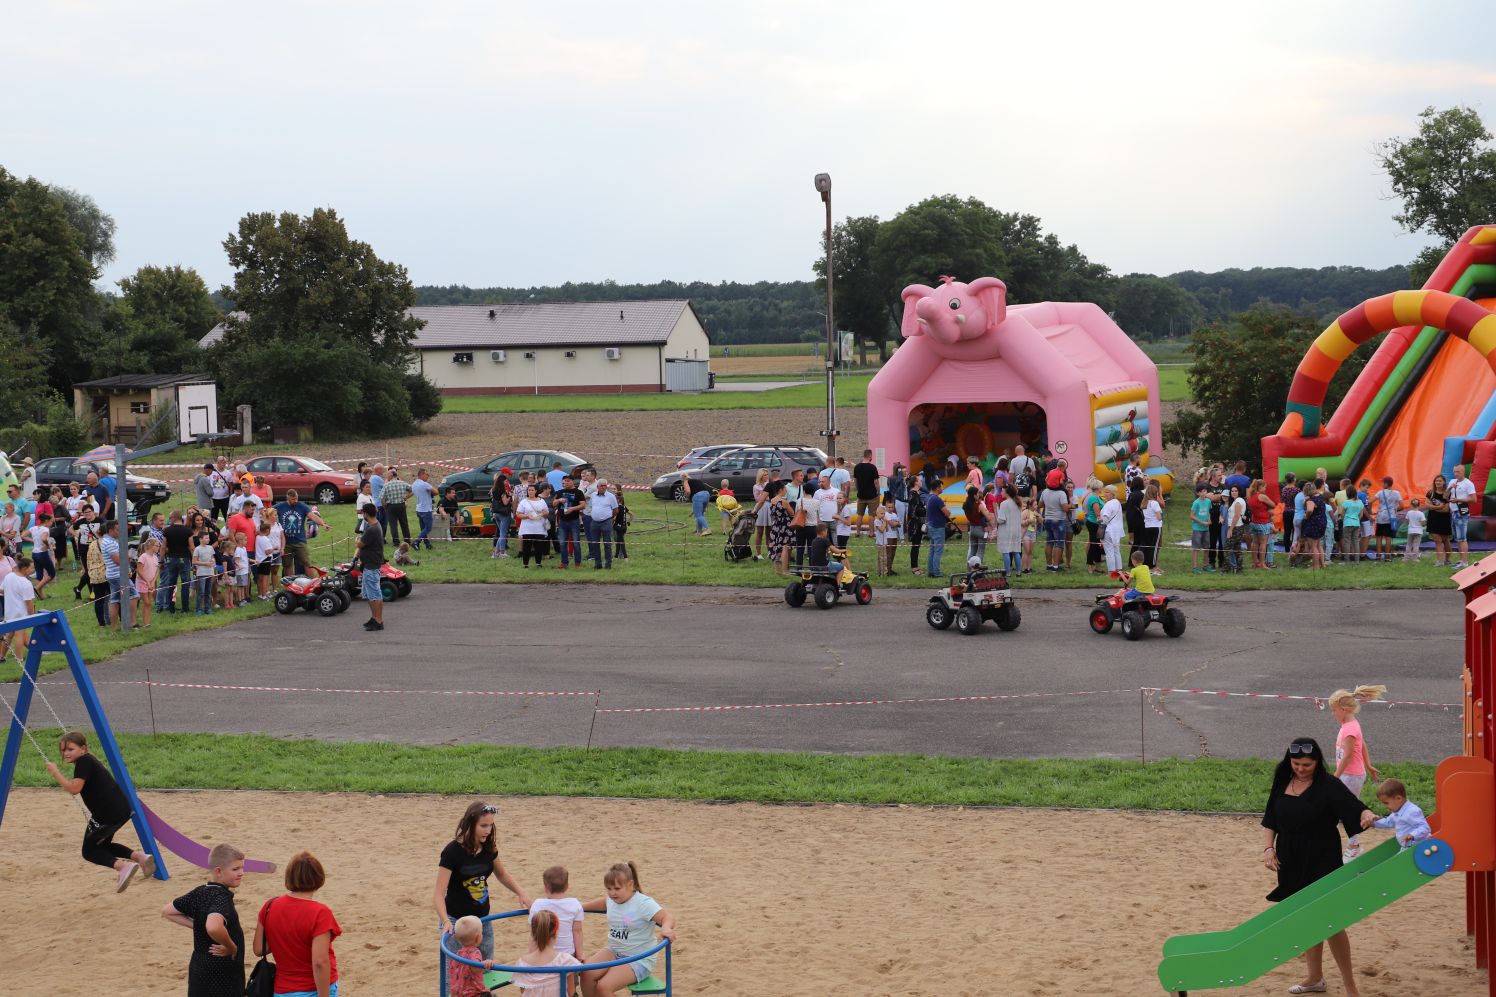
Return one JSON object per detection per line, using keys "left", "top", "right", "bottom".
{"left": 4, "top": 730, "right": 1435, "bottom": 813}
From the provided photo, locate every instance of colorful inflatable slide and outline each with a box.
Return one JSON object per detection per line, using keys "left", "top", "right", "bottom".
{"left": 1262, "top": 226, "right": 1496, "bottom": 535}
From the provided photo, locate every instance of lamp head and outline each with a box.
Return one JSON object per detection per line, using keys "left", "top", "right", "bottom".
{"left": 814, "top": 173, "right": 832, "bottom": 199}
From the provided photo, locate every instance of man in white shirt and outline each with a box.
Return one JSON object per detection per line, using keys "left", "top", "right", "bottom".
{"left": 227, "top": 479, "right": 264, "bottom": 518}
{"left": 813, "top": 474, "right": 841, "bottom": 527}
{"left": 209, "top": 457, "right": 235, "bottom": 521}
{"left": 1450, "top": 463, "right": 1479, "bottom": 567}
{"left": 1, "top": 556, "right": 36, "bottom": 661}
{"left": 585, "top": 480, "right": 620, "bottom": 569}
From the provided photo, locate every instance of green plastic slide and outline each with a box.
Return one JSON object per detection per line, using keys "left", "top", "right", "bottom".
{"left": 1157, "top": 836, "right": 1447, "bottom": 993}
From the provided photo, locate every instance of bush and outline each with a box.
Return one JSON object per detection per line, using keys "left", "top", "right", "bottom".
{"left": 0, "top": 397, "right": 88, "bottom": 459}
{"left": 404, "top": 372, "right": 443, "bottom": 423}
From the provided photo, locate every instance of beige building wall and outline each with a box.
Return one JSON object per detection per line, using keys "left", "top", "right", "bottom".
{"left": 663, "top": 311, "right": 711, "bottom": 359}
{"left": 417, "top": 344, "right": 666, "bottom": 395}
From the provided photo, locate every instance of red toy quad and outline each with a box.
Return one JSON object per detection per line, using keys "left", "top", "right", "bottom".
{"left": 334, "top": 560, "right": 413, "bottom": 602}
{"left": 1090, "top": 578, "right": 1185, "bottom": 641}
{"left": 274, "top": 566, "right": 352, "bottom": 617}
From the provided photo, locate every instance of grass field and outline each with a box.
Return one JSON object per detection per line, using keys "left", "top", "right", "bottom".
{"left": 441, "top": 375, "right": 874, "bottom": 413}
{"left": 2, "top": 728, "right": 1436, "bottom": 811}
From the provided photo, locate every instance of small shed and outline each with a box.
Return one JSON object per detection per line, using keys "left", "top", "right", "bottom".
{"left": 72, "top": 373, "right": 220, "bottom": 445}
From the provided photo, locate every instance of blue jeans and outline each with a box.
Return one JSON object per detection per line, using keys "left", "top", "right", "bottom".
{"left": 557, "top": 520, "right": 581, "bottom": 565}
{"left": 157, "top": 556, "right": 191, "bottom": 610}
{"left": 1004, "top": 551, "right": 1021, "bottom": 574}
{"left": 493, "top": 512, "right": 512, "bottom": 552}
{"left": 926, "top": 525, "right": 946, "bottom": 576}
{"left": 193, "top": 576, "right": 213, "bottom": 611}
{"left": 582, "top": 514, "right": 596, "bottom": 562}
{"left": 416, "top": 510, "right": 434, "bottom": 546}
{"left": 1454, "top": 511, "right": 1471, "bottom": 543}
{"left": 280, "top": 985, "right": 338, "bottom": 997}
{"left": 590, "top": 520, "right": 615, "bottom": 567}
{"left": 691, "top": 490, "right": 711, "bottom": 531}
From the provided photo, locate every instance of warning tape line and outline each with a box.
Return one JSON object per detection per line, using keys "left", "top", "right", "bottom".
{"left": 81, "top": 680, "right": 599, "bottom": 697}
{"left": 595, "top": 689, "right": 1135, "bottom": 714}
{"left": 1144, "top": 688, "right": 1460, "bottom": 709}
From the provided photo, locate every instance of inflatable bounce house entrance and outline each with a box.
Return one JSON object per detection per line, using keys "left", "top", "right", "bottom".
{"left": 867, "top": 276, "right": 1172, "bottom": 515}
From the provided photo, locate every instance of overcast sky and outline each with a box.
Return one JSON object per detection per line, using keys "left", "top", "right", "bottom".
{"left": 5, "top": 1, "right": 1494, "bottom": 293}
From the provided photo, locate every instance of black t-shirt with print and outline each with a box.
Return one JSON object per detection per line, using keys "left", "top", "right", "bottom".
{"left": 439, "top": 840, "right": 495, "bottom": 919}
{"left": 74, "top": 752, "right": 131, "bottom": 824}
{"left": 173, "top": 881, "right": 246, "bottom": 994}
{"left": 852, "top": 462, "right": 880, "bottom": 500}
{"left": 555, "top": 488, "right": 584, "bottom": 523}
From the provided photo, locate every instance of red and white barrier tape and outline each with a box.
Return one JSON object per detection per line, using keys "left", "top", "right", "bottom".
{"left": 593, "top": 689, "right": 1134, "bottom": 715}
{"left": 1143, "top": 687, "right": 1461, "bottom": 709}
{"left": 87, "top": 680, "right": 598, "bottom": 697}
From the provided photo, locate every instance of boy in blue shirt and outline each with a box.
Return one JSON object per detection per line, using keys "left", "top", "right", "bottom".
{"left": 1190, "top": 484, "right": 1212, "bottom": 573}
{"left": 1360, "top": 778, "right": 1430, "bottom": 849}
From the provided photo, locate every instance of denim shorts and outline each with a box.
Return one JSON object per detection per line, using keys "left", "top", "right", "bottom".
{"left": 361, "top": 567, "right": 384, "bottom": 600}
{"left": 1043, "top": 520, "right": 1067, "bottom": 543}
{"left": 1453, "top": 512, "right": 1471, "bottom": 543}
{"left": 1249, "top": 523, "right": 1272, "bottom": 536}
{"left": 1190, "top": 529, "right": 1208, "bottom": 549}
{"left": 107, "top": 575, "right": 123, "bottom": 604}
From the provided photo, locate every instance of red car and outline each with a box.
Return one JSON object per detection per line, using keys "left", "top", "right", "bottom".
{"left": 243, "top": 455, "right": 361, "bottom": 505}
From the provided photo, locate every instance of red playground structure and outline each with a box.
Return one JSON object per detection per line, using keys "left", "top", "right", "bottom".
{"left": 1457, "top": 555, "right": 1496, "bottom": 994}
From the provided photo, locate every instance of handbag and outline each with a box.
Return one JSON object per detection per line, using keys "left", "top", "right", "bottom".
{"left": 245, "top": 897, "right": 276, "bottom": 997}
{"left": 790, "top": 502, "right": 807, "bottom": 529}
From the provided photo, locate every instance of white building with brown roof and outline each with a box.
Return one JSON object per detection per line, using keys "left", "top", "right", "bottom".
{"left": 201, "top": 299, "right": 712, "bottom": 395}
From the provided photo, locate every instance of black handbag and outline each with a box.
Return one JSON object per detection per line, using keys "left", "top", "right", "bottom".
{"left": 245, "top": 897, "right": 276, "bottom": 997}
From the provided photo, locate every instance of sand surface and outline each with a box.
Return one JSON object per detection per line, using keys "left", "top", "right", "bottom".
{"left": 0, "top": 788, "right": 1479, "bottom": 996}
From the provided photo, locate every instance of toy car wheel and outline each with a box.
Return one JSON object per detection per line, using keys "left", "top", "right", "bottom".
{"left": 1163, "top": 607, "right": 1187, "bottom": 638}
{"left": 926, "top": 602, "right": 953, "bottom": 630}
{"left": 334, "top": 589, "right": 352, "bottom": 612}
{"left": 380, "top": 579, "right": 399, "bottom": 602}
{"left": 784, "top": 581, "right": 807, "bottom": 607}
{"left": 854, "top": 582, "right": 873, "bottom": 605}
{"left": 396, "top": 578, "right": 412, "bottom": 598}
{"left": 1089, "top": 607, "right": 1114, "bottom": 635}
{"left": 315, "top": 592, "right": 341, "bottom": 617}
{"left": 813, "top": 582, "right": 838, "bottom": 609}
{"left": 996, "top": 604, "right": 1021, "bottom": 631}
{"left": 955, "top": 606, "right": 983, "bottom": 635}
{"left": 1121, "top": 610, "right": 1146, "bottom": 641}
{"left": 273, "top": 592, "right": 296, "bottom": 615}
{"left": 315, "top": 484, "right": 340, "bottom": 505}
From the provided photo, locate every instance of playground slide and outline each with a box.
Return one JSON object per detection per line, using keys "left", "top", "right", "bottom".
{"left": 139, "top": 800, "right": 278, "bottom": 875}
{"left": 1156, "top": 835, "right": 1450, "bottom": 993}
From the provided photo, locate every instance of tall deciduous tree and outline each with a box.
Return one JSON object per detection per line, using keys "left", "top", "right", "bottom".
{"left": 97, "top": 265, "right": 224, "bottom": 378}
{"left": 211, "top": 208, "right": 437, "bottom": 437}
{"left": 1112, "top": 274, "right": 1205, "bottom": 338}
{"left": 813, "top": 214, "right": 892, "bottom": 363}
{"left": 1378, "top": 106, "right": 1496, "bottom": 285}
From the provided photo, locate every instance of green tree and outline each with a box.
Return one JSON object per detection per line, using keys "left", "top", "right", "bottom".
{"left": 1164, "top": 304, "right": 1369, "bottom": 465}
{"left": 48, "top": 184, "right": 117, "bottom": 270}
{"left": 0, "top": 167, "right": 102, "bottom": 391}
{"left": 1113, "top": 274, "right": 1205, "bottom": 339}
{"left": 212, "top": 208, "right": 438, "bottom": 436}
{"left": 813, "top": 214, "right": 892, "bottom": 363}
{"left": 95, "top": 265, "right": 223, "bottom": 377}
{"left": 1378, "top": 106, "right": 1496, "bottom": 285}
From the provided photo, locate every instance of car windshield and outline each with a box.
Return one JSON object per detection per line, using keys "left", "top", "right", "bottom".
{"left": 299, "top": 458, "right": 335, "bottom": 472}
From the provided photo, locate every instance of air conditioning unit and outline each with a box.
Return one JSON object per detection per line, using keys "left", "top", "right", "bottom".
{"left": 523, "top": 351, "right": 536, "bottom": 360}
{"left": 605, "top": 347, "right": 622, "bottom": 360}
{"left": 564, "top": 350, "right": 577, "bottom": 359}
{"left": 452, "top": 352, "right": 474, "bottom": 364}
{"left": 490, "top": 350, "right": 507, "bottom": 363}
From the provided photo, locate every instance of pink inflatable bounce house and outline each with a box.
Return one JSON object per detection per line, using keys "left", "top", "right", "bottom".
{"left": 867, "top": 276, "right": 1173, "bottom": 512}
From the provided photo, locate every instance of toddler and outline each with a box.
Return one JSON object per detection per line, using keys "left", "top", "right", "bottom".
{"left": 0, "top": 502, "right": 19, "bottom": 547}
{"left": 1360, "top": 778, "right": 1432, "bottom": 849}
{"left": 214, "top": 536, "right": 235, "bottom": 611}
{"left": 231, "top": 532, "right": 251, "bottom": 608}
{"left": 447, "top": 915, "right": 495, "bottom": 997}
{"left": 529, "top": 865, "right": 586, "bottom": 962}
{"left": 715, "top": 480, "right": 738, "bottom": 532}
{"left": 579, "top": 862, "right": 674, "bottom": 997}
{"left": 1404, "top": 498, "right": 1425, "bottom": 561}
{"left": 515, "top": 909, "right": 581, "bottom": 996}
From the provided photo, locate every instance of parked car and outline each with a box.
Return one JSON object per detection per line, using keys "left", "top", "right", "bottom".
{"left": 649, "top": 446, "right": 828, "bottom": 501}
{"left": 438, "top": 450, "right": 594, "bottom": 502}
{"left": 242, "top": 455, "right": 361, "bottom": 505}
{"left": 674, "top": 444, "right": 753, "bottom": 472}
{"left": 33, "top": 457, "right": 172, "bottom": 513}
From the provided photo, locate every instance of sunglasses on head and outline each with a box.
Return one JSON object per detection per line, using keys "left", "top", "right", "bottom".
{"left": 1288, "top": 743, "right": 1316, "bottom": 756}
{"left": 479, "top": 804, "right": 498, "bottom": 814}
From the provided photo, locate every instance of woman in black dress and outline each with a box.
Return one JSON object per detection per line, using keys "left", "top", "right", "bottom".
{"left": 1426, "top": 474, "right": 1452, "bottom": 566}
{"left": 1261, "top": 736, "right": 1373, "bottom": 997}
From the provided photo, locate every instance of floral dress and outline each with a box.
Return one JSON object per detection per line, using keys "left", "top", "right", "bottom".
{"left": 767, "top": 494, "right": 794, "bottom": 559}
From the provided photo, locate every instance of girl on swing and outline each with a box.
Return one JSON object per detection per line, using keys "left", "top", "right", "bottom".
{"left": 44, "top": 731, "right": 156, "bottom": 892}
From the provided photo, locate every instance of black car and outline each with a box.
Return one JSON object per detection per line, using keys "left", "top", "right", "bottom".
{"left": 437, "top": 450, "right": 594, "bottom": 501}
{"left": 33, "top": 457, "right": 173, "bottom": 513}
{"left": 650, "top": 446, "right": 828, "bottom": 500}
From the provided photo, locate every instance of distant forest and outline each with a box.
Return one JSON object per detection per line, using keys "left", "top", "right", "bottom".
{"left": 415, "top": 266, "right": 1411, "bottom": 345}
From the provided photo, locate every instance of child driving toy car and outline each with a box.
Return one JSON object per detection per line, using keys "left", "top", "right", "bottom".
{"left": 1119, "top": 549, "right": 1160, "bottom": 601}
{"left": 808, "top": 524, "right": 844, "bottom": 577}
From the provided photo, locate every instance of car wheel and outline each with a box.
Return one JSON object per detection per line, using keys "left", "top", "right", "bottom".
{"left": 315, "top": 593, "right": 341, "bottom": 617}
{"left": 854, "top": 581, "right": 873, "bottom": 605}
{"left": 813, "top": 582, "right": 837, "bottom": 609}
{"left": 315, "top": 483, "right": 340, "bottom": 505}
{"left": 1163, "top": 607, "right": 1187, "bottom": 638}
{"left": 380, "top": 579, "right": 398, "bottom": 602}
{"left": 670, "top": 482, "right": 686, "bottom": 501}
{"left": 273, "top": 592, "right": 296, "bottom": 615}
{"left": 926, "top": 602, "right": 953, "bottom": 630}
{"left": 396, "top": 578, "right": 412, "bottom": 598}
{"left": 956, "top": 606, "right": 983, "bottom": 635}
{"left": 1089, "top": 607, "right": 1114, "bottom": 635}
{"left": 453, "top": 483, "right": 472, "bottom": 502}
{"left": 996, "top": 604, "right": 1021, "bottom": 631}
{"left": 784, "top": 581, "right": 807, "bottom": 607}
{"left": 1121, "top": 611, "right": 1146, "bottom": 641}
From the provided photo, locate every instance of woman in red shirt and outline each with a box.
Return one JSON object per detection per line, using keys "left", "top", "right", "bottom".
{"left": 1247, "top": 479, "right": 1277, "bottom": 570}
{"left": 253, "top": 851, "right": 341, "bottom": 997}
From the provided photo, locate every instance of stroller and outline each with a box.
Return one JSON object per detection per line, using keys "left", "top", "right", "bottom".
{"left": 723, "top": 508, "right": 755, "bottom": 562}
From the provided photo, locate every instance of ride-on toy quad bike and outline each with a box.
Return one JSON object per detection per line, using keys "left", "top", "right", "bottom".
{"left": 1090, "top": 577, "right": 1185, "bottom": 640}
{"left": 926, "top": 568, "right": 1021, "bottom": 635}
{"left": 334, "top": 560, "right": 412, "bottom": 602}
{"left": 274, "top": 566, "right": 352, "bottom": 617}
{"left": 783, "top": 545, "right": 872, "bottom": 609}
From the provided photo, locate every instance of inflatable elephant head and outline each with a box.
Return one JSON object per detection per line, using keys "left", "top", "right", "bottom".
{"left": 900, "top": 276, "right": 1007, "bottom": 351}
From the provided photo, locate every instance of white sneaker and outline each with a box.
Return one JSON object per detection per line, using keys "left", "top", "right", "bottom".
{"left": 116, "top": 861, "right": 140, "bottom": 893}
{"left": 137, "top": 854, "right": 156, "bottom": 880}
{"left": 1342, "top": 843, "right": 1362, "bottom": 862}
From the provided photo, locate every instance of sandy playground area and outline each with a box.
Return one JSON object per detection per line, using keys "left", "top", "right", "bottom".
{"left": 0, "top": 788, "right": 1480, "bottom": 996}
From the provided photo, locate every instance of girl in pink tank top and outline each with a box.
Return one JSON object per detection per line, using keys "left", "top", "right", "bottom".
{"left": 1330, "top": 685, "right": 1386, "bottom": 860}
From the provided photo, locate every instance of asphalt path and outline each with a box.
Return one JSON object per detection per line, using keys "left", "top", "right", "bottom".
{"left": 21, "top": 584, "right": 1466, "bottom": 762}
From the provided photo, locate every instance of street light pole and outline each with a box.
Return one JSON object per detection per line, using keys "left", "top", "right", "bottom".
{"left": 814, "top": 173, "right": 837, "bottom": 460}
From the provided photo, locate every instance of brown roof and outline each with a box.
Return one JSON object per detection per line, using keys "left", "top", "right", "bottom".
{"left": 199, "top": 300, "right": 700, "bottom": 349}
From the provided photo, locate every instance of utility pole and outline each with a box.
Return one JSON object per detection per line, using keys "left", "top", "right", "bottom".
{"left": 814, "top": 172, "right": 838, "bottom": 460}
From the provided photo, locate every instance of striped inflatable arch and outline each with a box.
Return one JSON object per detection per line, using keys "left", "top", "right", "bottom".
{"left": 1282, "top": 289, "right": 1496, "bottom": 438}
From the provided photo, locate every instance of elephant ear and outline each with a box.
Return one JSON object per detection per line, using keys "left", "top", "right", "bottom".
{"left": 967, "top": 276, "right": 1008, "bottom": 332}
{"left": 899, "top": 284, "right": 935, "bottom": 339}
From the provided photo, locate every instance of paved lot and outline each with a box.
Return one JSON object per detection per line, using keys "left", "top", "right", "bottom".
{"left": 28, "top": 585, "right": 1466, "bottom": 762}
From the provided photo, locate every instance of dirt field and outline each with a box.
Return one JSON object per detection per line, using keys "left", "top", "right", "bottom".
{"left": 1, "top": 788, "right": 1477, "bottom": 996}
{"left": 274, "top": 403, "right": 1187, "bottom": 489}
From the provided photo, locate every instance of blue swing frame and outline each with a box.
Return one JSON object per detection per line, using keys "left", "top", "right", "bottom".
{"left": 0, "top": 610, "right": 169, "bottom": 880}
